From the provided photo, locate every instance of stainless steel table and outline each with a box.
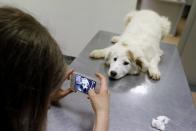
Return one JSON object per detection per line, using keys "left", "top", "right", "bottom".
{"left": 47, "top": 31, "right": 196, "bottom": 131}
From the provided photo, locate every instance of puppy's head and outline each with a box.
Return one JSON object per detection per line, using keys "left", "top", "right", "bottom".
{"left": 105, "top": 47, "right": 140, "bottom": 79}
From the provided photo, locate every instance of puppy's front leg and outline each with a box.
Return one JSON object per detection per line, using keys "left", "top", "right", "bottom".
{"left": 148, "top": 55, "right": 161, "bottom": 80}
{"left": 89, "top": 48, "right": 108, "bottom": 59}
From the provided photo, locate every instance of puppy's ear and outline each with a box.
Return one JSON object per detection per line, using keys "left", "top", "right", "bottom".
{"left": 135, "top": 59, "right": 143, "bottom": 69}
{"left": 127, "top": 50, "right": 135, "bottom": 62}
{"left": 104, "top": 51, "right": 111, "bottom": 66}
{"left": 127, "top": 50, "right": 143, "bottom": 69}
{"left": 127, "top": 50, "right": 140, "bottom": 74}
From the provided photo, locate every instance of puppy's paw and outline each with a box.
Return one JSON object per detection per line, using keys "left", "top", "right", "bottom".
{"left": 111, "top": 36, "right": 120, "bottom": 43}
{"left": 89, "top": 50, "right": 104, "bottom": 58}
{"left": 148, "top": 68, "right": 161, "bottom": 80}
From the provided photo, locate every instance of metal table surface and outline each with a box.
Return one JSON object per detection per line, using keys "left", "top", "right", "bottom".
{"left": 47, "top": 31, "right": 196, "bottom": 131}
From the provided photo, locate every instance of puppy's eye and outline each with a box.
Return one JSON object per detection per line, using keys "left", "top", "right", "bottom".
{"left": 114, "top": 57, "right": 117, "bottom": 61}
{"left": 123, "top": 61, "right": 129, "bottom": 65}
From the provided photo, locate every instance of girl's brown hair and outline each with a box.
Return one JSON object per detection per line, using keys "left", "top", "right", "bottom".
{"left": 0, "top": 6, "right": 66, "bottom": 131}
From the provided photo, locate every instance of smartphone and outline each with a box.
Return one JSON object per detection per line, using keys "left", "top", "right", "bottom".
{"left": 70, "top": 72, "right": 98, "bottom": 94}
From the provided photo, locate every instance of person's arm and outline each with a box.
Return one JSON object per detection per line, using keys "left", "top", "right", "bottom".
{"left": 88, "top": 73, "right": 110, "bottom": 131}
{"left": 94, "top": 111, "right": 109, "bottom": 131}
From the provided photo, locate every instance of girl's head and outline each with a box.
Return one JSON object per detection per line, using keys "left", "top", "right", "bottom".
{"left": 0, "top": 6, "right": 66, "bottom": 131}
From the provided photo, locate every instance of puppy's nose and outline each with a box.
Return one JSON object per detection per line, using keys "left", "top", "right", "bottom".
{"left": 110, "top": 71, "right": 117, "bottom": 77}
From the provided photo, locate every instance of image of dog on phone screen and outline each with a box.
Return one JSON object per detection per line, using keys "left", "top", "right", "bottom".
{"left": 75, "top": 74, "right": 96, "bottom": 94}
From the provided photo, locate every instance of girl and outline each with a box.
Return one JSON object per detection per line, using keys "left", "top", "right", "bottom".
{"left": 0, "top": 6, "right": 109, "bottom": 131}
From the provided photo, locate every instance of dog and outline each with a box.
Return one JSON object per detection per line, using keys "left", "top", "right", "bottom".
{"left": 89, "top": 10, "right": 171, "bottom": 80}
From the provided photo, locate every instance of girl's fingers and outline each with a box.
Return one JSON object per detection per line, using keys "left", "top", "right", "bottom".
{"left": 69, "top": 87, "right": 77, "bottom": 92}
{"left": 64, "top": 69, "right": 74, "bottom": 80}
{"left": 56, "top": 88, "right": 74, "bottom": 99}
{"left": 88, "top": 88, "right": 96, "bottom": 98}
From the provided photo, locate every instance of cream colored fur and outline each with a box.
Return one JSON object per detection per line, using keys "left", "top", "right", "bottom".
{"left": 90, "top": 10, "right": 171, "bottom": 80}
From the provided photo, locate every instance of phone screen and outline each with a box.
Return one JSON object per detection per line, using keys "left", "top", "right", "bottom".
{"left": 74, "top": 74, "right": 96, "bottom": 94}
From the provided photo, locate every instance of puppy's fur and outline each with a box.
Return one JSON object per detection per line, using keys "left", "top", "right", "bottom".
{"left": 90, "top": 10, "right": 171, "bottom": 80}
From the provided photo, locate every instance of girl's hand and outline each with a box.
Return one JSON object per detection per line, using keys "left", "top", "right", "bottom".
{"left": 50, "top": 69, "right": 75, "bottom": 105}
{"left": 88, "top": 73, "right": 110, "bottom": 131}
{"left": 88, "top": 73, "right": 109, "bottom": 114}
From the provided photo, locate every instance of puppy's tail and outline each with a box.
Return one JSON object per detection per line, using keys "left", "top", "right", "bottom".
{"left": 160, "top": 16, "right": 171, "bottom": 38}
{"left": 124, "top": 11, "right": 137, "bottom": 28}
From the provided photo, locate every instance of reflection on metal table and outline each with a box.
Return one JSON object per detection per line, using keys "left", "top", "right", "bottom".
{"left": 47, "top": 31, "right": 196, "bottom": 131}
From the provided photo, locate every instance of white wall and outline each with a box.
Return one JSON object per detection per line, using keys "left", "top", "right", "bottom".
{"left": 0, "top": 0, "right": 136, "bottom": 57}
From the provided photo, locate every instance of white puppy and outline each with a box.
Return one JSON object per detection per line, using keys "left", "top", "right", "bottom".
{"left": 90, "top": 10, "right": 171, "bottom": 80}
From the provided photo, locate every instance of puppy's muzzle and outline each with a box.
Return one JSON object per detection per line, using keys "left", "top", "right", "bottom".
{"left": 110, "top": 71, "right": 117, "bottom": 77}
